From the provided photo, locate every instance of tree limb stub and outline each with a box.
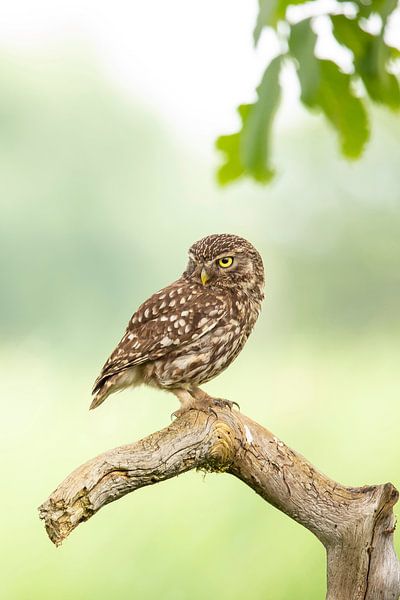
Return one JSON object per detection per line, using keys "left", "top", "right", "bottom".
{"left": 39, "top": 408, "right": 400, "bottom": 600}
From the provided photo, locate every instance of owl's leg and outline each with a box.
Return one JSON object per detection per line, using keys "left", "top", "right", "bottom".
{"left": 170, "top": 388, "right": 218, "bottom": 419}
{"left": 191, "top": 387, "right": 240, "bottom": 411}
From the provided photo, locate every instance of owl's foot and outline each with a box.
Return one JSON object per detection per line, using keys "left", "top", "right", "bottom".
{"left": 170, "top": 388, "right": 239, "bottom": 420}
{"left": 171, "top": 401, "right": 218, "bottom": 420}
{"left": 211, "top": 398, "right": 240, "bottom": 411}
{"left": 170, "top": 388, "right": 218, "bottom": 420}
{"left": 191, "top": 388, "right": 240, "bottom": 412}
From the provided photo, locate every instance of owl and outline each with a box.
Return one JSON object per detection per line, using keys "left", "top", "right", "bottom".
{"left": 91, "top": 233, "right": 265, "bottom": 415}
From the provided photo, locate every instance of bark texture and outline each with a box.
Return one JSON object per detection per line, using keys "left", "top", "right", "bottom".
{"left": 39, "top": 407, "right": 400, "bottom": 599}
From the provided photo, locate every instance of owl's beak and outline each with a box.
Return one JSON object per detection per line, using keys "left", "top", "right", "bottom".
{"left": 200, "top": 267, "right": 210, "bottom": 286}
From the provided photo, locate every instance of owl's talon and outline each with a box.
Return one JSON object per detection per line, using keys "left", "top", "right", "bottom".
{"left": 212, "top": 398, "right": 240, "bottom": 411}
{"left": 207, "top": 406, "right": 219, "bottom": 419}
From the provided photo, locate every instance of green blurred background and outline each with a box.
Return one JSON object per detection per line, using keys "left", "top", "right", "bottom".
{"left": 1, "top": 10, "right": 400, "bottom": 599}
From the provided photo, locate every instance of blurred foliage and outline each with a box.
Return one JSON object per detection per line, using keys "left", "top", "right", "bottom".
{"left": 1, "top": 50, "right": 399, "bottom": 599}
{"left": 217, "top": 0, "right": 400, "bottom": 184}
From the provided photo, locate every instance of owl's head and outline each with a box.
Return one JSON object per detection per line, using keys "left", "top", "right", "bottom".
{"left": 184, "top": 233, "right": 265, "bottom": 298}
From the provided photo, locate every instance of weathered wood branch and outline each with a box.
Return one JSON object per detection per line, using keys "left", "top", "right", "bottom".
{"left": 39, "top": 408, "right": 400, "bottom": 599}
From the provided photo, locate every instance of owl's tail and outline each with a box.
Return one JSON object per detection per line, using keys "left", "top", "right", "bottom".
{"left": 89, "top": 376, "right": 113, "bottom": 409}
{"left": 90, "top": 364, "right": 139, "bottom": 409}
{"left": 89, "top": 391, "right": 107, "bottom": 410}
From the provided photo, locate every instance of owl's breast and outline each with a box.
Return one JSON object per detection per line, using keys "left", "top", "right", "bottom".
{"left": 151, "top": 293, "right": 261, "bottom": 387}
{"left": 198, "top": 293, "right": 262, "bottom": 382}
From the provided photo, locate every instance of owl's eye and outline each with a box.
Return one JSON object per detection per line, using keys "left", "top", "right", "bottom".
{"left": 217, "top": 256, "right": 234, "bottom": 268}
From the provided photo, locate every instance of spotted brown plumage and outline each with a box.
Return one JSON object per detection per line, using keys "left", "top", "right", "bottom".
{"left": 91, "top": 233, "right": 265, "bottom": 411}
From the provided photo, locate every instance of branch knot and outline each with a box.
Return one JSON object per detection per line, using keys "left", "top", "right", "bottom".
{"left": 204, "top": 420, "right": 235, "bottom": 472}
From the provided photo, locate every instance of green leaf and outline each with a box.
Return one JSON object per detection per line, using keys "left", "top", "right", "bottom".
{"left": 317, "top": 61, "right": 370, "bottom": 158}
{"left": 355, "top": 0, "right": 398, "bottom": 23}
{"left": 358, "top": 38, "right": 400, "bottom": 108}
{"left": 216, "top": 56, "right": 282, "bottom": 185}
{"left": 332, "top": 15, "right": 400, "bottom": 109}
{"left": 254, "top": 0, "right": 308, "bottom": 43}
{"left": 215, "top": 105, "right": 251, "bottom": 184}
{"left": 388, "top": 45, "right": 400, "bottom": 60}
{"left": 330, "top": 14, "right": 369, "bottom": 60}
{"left": 254, "top": 0, "right": 274, "bottom": 44}
{"left": 241, "top": 56, "right": 282, "bottom": 180}
{"left": 289, "top": 19, "right": 369, "bottom": 158}
{"left": 288, "top": 19, "right": 320, "bottom": 105}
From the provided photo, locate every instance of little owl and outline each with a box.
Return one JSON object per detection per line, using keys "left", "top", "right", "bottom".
{"left": 91, "top": 233, "right": 265, "bottom": 415}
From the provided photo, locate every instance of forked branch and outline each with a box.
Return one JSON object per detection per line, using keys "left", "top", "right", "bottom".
{"left": 39, "top": 407, "right": 400, "bottom": 600}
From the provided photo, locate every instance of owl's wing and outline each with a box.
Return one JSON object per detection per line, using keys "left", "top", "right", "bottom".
{"left": 91, "top": 279, "right": 227, "bottom": 403}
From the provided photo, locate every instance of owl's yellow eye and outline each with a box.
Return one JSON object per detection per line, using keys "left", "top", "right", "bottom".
{"left": 218, "top": 256, "right": 234, "bottom": 268}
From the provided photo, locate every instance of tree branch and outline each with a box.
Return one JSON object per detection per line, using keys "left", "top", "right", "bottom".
{"left": 39, "top": 407, "right": 400, "bottom": 600}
